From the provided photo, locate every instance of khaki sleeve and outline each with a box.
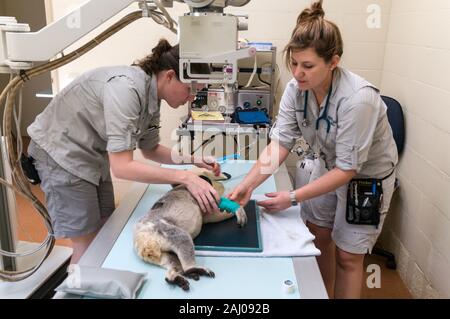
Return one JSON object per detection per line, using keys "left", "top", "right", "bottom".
{"left": 335, "top": 87, "right": 380, "bottom": 172}
{"left": 103, "top": 76, "right": 141, "bottom": 152}
{"left": 269, "top": 83, "right": 302, "bottom": 151}
{"left": 138, "top": 111, "right": 161, "bottom": 150}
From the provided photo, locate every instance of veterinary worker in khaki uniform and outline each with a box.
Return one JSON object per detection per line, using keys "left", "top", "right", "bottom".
{"left": 27, "top": 39, "right": 221, "bottom": 263}
{"left": 229, "top": 1, "right": 398, "bottom": 299}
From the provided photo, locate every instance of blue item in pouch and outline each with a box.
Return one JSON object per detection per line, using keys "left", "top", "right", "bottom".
{"left": 233, "top": 108, "right": 271, "bottom": 125}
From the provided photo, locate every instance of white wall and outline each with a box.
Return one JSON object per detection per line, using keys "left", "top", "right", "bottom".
{"left": 378, "top": 0, "right": 450, "bottom": 299}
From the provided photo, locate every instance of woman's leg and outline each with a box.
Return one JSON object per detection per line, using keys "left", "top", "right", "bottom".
{"left": 306, "top": 221, "right": 336, "bottom": 299}
{"left": 334, "top": 246, "right": 365, "bottom": 299}
{"left": 69, "top": 179, "right": 116, "bottom": 264}
{"left": 29, "top": 141, "right": 113, "bottom": 264}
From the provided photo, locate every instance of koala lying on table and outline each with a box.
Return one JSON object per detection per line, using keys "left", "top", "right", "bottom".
{"left": 133, "top": 168, "right": 247, "bottom": 291}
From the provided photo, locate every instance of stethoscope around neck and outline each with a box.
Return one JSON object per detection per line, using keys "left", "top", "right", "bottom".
{"left": 296, "top": 75, "right": 334, "bottom": 134}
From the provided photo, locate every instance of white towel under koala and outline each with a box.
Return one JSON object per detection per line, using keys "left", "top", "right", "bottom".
{"left": 195, "top": 194, "right": 321, "bottom": 257}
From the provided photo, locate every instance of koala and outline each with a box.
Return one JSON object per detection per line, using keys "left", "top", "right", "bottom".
{"left": 133, "top": 168, "right": 247, "bottom": 291}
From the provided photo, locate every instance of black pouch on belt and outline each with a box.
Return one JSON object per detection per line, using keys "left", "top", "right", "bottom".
{"left": 20, "top": 153, "right": 41, "bottom": 185}
{"left": 346, "top": 178, "right": 383, "bottom": 228}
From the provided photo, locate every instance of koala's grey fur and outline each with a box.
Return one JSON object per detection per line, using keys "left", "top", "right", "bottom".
{"left": 133, "top": 178, "right": 247, "bottom": 291}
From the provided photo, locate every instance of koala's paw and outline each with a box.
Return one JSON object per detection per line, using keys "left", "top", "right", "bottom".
{"left": 184, "top": 266, "right": 215, "bottom": 280}
{"left": 165, "top": 274, "right": 190, "bottom": 291}
{"left": 236, "top": 207, "right": 248, "bottom": 227}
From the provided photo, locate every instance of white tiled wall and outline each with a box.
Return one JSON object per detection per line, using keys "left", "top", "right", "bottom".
{"left": 379, "top": 0, "right": 450, "bottom": 299}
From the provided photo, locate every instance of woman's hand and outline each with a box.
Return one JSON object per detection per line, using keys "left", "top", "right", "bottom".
{"left": 228, "top": 183, "right": 254, "bottom": 207}
{"left": 183, "top": 172, "right": 220, "bottom": 214}
{"left": 194, "top": 156, "right": 221, "bottom": 176}
{"left": 257, "top": 191, "right": 291, "bottom": 213}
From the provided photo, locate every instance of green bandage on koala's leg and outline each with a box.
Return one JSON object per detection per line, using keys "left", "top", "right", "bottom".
{"left": 218, "top": 197, "right": 241, "bottom": 214}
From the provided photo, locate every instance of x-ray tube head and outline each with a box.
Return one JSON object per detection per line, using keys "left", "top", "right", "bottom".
{"left": 181, "top": 0, "right": 251, "bottom": 8}
{"left": 183, "top": 0, "right": 215, "bottom": 8}
{"left": 226, "top": 0, "right": 251, "bottom": 6}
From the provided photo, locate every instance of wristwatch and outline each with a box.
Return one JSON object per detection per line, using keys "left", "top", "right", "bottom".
{"left": 289, "top": 190, "right": 298, "bottom": 206}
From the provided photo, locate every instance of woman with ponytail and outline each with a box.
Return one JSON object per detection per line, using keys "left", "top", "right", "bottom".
{"left": 229, "top": 1, "right": 398, "bottom": 298}
{"left": 27, "top": 39, "right": 221, "bottom": 263}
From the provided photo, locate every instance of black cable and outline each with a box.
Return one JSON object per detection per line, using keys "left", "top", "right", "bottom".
{"left": 19, "top": 70, "right": 30, "bottom": 82}
{"left": 211, "top": 66, "right": 263, "bottom": 73}
{"left": 190, "top": 134, "right": 221, "bottom": 155}
{"left": 258, "top": 73, "right": 271, "bottom": 86}
{"left": 190, "top": 132, "right": 239, "bottom": 156}
{"left": 219, "top": 132, "right": 237, "bottom": 145}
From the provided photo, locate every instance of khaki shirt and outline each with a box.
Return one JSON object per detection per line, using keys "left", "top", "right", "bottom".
{"left": 270, "top": 67, "right": 398, "bottom": 178}
{"left": 28, "top": 66, "right": 161, "bottom": 185}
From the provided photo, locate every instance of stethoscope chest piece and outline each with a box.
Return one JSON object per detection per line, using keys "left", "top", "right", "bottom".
{"left": 302, "top": 119, "right": 310, "bottom": 127}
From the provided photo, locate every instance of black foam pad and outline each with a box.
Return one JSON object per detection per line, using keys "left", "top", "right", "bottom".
{"left": 194, "top": 200, "right": 262, "bottom": 252}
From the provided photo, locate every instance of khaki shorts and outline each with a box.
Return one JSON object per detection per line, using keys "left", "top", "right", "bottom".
{"left": 28, "top": 140, "right": 115, "bottom": 239}
{"left": 300, "top": 159, "right": 396, "bottom": 254}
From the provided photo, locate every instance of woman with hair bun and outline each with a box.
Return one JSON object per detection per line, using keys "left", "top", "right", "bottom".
{"left": 229, "top": 1, "right": 398, "bottom": 298}
{"left": 27, "top": 39, "right": 221, "bottom": 263}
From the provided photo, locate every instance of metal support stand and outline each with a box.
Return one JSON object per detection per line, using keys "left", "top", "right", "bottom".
{"left": 0, "top": 136, "right": 16, "bottom": 271}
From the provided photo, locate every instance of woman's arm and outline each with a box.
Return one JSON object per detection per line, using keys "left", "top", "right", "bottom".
{"left": 228, "top": 141, "right": 290, "bottom": 205}
{"left": 109, "top": 150, "right": 221, "bottom": 214}
{"left": 140, "top": 144, "right": 192, "bottom": 165}
{"left": 110, "top": 149, "right": 190, "bottom": 184}
{"left": 140, "top": 144, "right": 220, "bottom": 175}
{"left": 245, "top": 141, "right": 291, "bottom": 189}
{"left": 257, "top": 167, "right": 356, "bottom": 213}
{"left": 295, "top": 167, "right": 356, "bottom": 202}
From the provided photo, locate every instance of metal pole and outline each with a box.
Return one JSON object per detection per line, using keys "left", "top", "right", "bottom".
{"left": 0, "top": 136, "right": 16, "bottom": 271}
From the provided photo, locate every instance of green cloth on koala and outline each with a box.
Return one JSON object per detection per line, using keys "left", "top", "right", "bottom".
{"left": 219, "top": 197, "right": 240, "bottom": 214}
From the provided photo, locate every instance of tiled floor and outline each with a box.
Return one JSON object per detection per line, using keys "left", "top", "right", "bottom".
{"left": 362, "top": 254, "right": 412, "bottom": 299}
